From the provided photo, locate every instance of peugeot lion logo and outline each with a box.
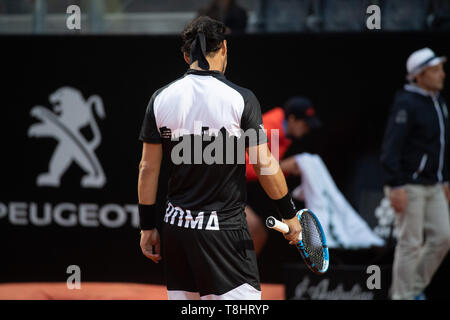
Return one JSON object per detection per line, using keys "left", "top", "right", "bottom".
{"left": 28, "top": 87, "right": 106, "bottom": 188}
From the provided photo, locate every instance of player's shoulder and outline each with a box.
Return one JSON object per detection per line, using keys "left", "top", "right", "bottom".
{"left": 151, "top": 75, "right": 188, "bottom": 101}
{"left": 217, "top": 77, "right": 258, "bottom": 103}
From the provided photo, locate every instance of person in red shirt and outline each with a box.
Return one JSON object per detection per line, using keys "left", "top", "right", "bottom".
{"left": 245, "top": 96, "right": 322, "bottom": 255}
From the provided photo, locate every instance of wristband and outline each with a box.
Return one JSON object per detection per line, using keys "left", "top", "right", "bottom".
{"left": 138, "top": 204, "right": 157, "bottom": 230}
{"left": 272, "top": 193, "right": 297, "bottom": 220}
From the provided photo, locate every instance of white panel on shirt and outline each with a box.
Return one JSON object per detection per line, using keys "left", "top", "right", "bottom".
{"left": 153, "top": 74, "right": 245, "bottom": 138}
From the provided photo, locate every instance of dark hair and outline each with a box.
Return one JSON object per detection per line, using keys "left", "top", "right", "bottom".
{"left": 181, "top": 16, "right": 226, "bottom": 56}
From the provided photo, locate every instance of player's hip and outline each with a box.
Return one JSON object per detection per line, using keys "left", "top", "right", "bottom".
{"left": 162, "top": 200, "right": 247, "bottom": 231}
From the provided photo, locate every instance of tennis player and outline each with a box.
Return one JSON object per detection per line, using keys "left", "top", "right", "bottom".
{"left": 137, "top": 16, "right": 301, "bottom": 300}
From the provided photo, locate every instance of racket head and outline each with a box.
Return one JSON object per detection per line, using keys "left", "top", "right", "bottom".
{"left": 295, "top": 209, "right": 329, "bottom": 274}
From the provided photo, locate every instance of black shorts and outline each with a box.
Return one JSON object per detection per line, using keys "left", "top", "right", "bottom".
{"left": 161, "top": 202, "right": 261, "bottom": 300}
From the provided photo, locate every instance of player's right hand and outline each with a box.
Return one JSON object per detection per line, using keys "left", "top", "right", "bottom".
{"left": 140, "top": 229, "right": 162, "bottom": 263}
{"left": 282, "top": 215, "right": 302, "bottom": 245}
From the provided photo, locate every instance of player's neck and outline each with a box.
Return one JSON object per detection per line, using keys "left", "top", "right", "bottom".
{"left": 190, "top": 59, "right": 224, "bottom": 73}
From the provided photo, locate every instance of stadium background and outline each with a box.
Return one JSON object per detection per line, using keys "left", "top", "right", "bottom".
{"left": 0, "top": 0, "right": 449, "bottom": 300}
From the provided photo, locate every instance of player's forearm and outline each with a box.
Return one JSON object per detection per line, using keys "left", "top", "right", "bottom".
{"left": 253, "top": 154, "right": 288, "bottom": 200}
{"left": 248, "top": 142, "right": 298, "bottom": 221}
{"left": 257, "top": 166, "right": 288, "bottom": 199}
{"left": 138, "top": 161, "right": 160, "bottom": 204}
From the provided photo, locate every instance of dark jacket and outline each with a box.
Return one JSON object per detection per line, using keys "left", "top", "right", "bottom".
{"left": 380, "top": 84, "right": 449, "bottom": 187}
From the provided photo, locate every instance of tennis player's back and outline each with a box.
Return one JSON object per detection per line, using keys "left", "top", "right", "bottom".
{"left": 155, "top": 70, "right": 251, "bottom": 211}
{"left": 141, "top": 69, "right": 265, "bottom": 213}
{"left": 154, "top": 73, "right": 245, "bottom": 138}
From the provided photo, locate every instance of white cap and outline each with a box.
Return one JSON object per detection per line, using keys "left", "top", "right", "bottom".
{"left": 406, "top": 47, "right": 446, "bottom": 81}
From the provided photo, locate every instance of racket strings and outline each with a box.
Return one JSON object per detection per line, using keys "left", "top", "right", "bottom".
{"left": 300, "top": 213, "right": 326, "bottom": 269}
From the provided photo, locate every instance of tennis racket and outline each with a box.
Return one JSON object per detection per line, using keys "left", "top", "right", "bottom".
{"left": 266, "top": 208, "right": 329, "bottom": 275}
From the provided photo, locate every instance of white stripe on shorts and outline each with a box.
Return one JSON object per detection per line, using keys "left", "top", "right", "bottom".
{"left": 167, "top": 283, "right": 261, "bottom": 300}
{"left": 167, "top": 290, "right": 201, "bottom": 300}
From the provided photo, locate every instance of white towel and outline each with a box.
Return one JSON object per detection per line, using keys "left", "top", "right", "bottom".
{"left": 292, "top": 153, "right": 385, "bottom": 249}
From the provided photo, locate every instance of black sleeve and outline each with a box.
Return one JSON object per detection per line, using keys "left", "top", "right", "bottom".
{"left": 240, "top": 90, "right": 268, "bottom": 147}
{"left": 380, "top": 100, "right": 414, "bottom": 187}
{"left": 139, "top": 93, "right": 162, "bottom": 144}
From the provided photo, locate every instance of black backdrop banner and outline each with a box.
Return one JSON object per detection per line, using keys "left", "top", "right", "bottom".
{"left": 284, "top": 264, "right": 392, "bottom": 300}
{"left": 0, "top": 33, "right": 449, "bottom": 285}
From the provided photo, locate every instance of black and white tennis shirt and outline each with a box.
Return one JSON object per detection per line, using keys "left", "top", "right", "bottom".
{"left": 139, "top": 69, "right": 267, "bottom": 225}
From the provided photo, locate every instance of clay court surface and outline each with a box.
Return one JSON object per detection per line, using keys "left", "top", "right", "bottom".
{"left": 0, "top": 283, "right": 284, "bottom": 300}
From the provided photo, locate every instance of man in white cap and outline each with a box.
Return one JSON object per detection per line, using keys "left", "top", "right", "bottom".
{"left": 380, "top": 48, "right": 450, "bottom": 300}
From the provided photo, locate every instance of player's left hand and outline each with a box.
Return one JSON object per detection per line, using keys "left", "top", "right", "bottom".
{"left": 140, "top": 229, "right": 161, "bottom": 263}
